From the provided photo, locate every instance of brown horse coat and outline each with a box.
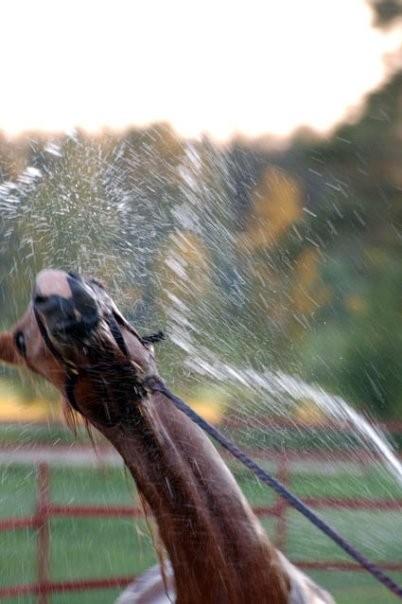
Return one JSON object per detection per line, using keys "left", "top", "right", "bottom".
{"left": 0, "top": 269, "right": 334, "bottom": 604}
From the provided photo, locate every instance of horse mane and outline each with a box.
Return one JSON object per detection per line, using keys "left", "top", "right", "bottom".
{"left": 62, "top": 383, "right": 172, "bottom": 596}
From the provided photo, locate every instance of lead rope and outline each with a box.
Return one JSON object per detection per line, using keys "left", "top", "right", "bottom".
{"left": 145, "top": 376, "right": 402, "bottom": 600}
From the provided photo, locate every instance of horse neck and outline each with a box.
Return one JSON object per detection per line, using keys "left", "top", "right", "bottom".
{"left": 102, "top": 390, "right": 289, "bottom": 604}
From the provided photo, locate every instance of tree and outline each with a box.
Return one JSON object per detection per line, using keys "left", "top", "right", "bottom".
{"left": 369, "top": 0, "right": 402, "bottom": 27}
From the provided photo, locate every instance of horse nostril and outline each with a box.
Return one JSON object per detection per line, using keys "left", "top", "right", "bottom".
{"left": 34, "top": 294, "right": 48, "bottom": 306}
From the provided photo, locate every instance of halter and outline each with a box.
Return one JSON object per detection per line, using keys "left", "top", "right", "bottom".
{"left": 33, "top": 305, "right": 141, "bottom": 423}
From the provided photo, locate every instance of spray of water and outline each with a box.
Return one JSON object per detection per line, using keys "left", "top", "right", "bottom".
{"left": 160, "top": 142, "right": 400, "bottom": 475}
{"left": 160, "top": 140, "right": 402, "bottom": 565}
{"left": 1, "top": 131, "right": 401, "bottom": 567}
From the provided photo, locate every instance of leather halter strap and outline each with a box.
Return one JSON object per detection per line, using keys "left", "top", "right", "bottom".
{"left": 33, "top": 307, "right": 131, "bottom": 417}
{"left": 34, "top": 308, "right": 71, "bottom": 368}
{"left": 104, "top": 312, "right": 129, "bottom": 357}
{"left": 33, "top": 297, "right": 164, "bottom": 425}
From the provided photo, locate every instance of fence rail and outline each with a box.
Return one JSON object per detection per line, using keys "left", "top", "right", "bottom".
{"left": 1, "top": 454, "right": 402, "bottom": 602}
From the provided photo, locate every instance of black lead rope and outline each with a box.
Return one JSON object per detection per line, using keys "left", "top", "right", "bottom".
{"left": 145, "top": 376, "right": 402, "bottom": 600}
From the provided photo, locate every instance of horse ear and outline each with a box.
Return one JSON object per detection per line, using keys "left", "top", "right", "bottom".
{"left": 0, "top": 331, "right": 19, "bottom": 365}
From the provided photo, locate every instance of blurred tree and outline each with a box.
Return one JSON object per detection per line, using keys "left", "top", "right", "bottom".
{"left": 300, "top": 252, "right": 402, "bottom": 417}
{"left": 369, "top": 0, "right": 402, "bottom": 27}
{"left": 0, "top": 134, "right": 31, "bottom": 181}
{"left": 240, "top": 167, "right": 301, "bottom": 251}
{"left": 285, "top": 68, "right": 402, "bottom": 416}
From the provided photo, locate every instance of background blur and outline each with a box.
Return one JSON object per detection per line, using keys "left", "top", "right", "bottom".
{"left": 1, "top": 0, "right": 402, "bottom": 420}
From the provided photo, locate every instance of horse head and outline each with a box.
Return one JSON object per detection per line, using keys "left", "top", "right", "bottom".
{"left": 0, "top": 268, "right": 336, "bottom": 604}
{"left": 0, "top": 269, "right": 157, "bottom": 428}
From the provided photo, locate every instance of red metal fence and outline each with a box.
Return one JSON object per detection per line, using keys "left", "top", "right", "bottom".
{"left": 1, "top": 453, "right": 402, "bottom": 602}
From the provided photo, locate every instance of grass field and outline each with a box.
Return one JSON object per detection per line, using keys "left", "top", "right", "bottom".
{"left": 1, "top": 459, "right": 402, "bottom": 604}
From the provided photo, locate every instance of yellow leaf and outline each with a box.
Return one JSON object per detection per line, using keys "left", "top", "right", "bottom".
{"left": 241, "top": 167, "right": 302, "bottom": 251}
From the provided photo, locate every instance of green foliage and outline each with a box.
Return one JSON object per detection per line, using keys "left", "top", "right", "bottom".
{"left": 300, "top": 252, "right": 402, "bottom": 417}
{"left": 288, "top": 69, "right": 402, "bottom": 417}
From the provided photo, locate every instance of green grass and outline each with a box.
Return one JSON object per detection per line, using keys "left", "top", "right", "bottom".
{"left": 291, "top": 467, "right": 402, "bottom": 499}
{"left": 50, "top": 517, "right": 156, "bottom": 581}
{"left": 0, "top": 424, "right": 91, "bottom": 447}
{"left": 307, "top": 571, "right": 402, "bottom": 604}
{"left": 0, "top": 465, "right": 158, "bottom": 604}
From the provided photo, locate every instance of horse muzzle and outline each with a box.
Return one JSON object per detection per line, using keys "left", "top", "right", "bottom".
{"left": 33, "top": 272, "right": 100, "bottom": 342}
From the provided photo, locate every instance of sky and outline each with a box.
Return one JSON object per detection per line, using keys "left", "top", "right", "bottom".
{"left": 1, "top": 0, "right": 401, "bottom": 141}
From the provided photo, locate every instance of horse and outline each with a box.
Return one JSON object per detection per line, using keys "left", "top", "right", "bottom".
{"left": 0, "top": 269, "right": 334, "bottom": 604}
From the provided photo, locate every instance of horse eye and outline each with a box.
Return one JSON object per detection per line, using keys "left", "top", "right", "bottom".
{"left": 14, "top": 331, "right": 27, "bottom": 357}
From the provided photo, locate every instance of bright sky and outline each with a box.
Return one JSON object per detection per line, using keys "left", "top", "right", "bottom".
{"left": 1, "top": 0, "right": 400, "bottom": 141}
